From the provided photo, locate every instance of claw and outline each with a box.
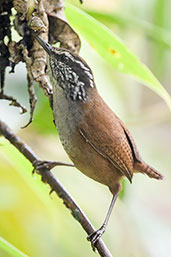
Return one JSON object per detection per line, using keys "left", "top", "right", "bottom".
{"left": 32, "top": 159, "right": 74, "bottom": 172}
{"left": 87, "top": 225, "right": 106, "bottom": 251}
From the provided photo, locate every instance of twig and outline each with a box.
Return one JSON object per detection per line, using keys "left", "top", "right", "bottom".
{"left": 0, "top": 91, "right": 27, "bottom": 114}
{"left": 0, "top": 120, "right": 113, "bottom": 257}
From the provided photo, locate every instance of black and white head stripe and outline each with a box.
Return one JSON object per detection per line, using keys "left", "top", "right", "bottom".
{"left": 49, "top": 48, "right": 95, "bottom": 101}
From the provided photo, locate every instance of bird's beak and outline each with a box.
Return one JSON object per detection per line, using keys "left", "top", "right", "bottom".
{"left": 32, "top": 31, "right": 52, "bottom": 56}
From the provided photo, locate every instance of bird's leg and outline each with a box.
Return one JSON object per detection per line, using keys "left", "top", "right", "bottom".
{"left": 87, "top": 192, "right": 119, "bottom": 251}
{"left": 32, "top": 159, "right": 74, "bottom": 173}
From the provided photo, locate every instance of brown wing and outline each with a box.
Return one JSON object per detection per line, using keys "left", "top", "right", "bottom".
{"left": 118, "top": 118, "right": 142, "bottom": 163}
{"left": 79, "top": 97, "right": 135, "bottom": 182}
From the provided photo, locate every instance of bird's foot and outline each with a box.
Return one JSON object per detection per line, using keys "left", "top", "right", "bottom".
{"left": 87, "top": 225, "right": 106, "bottom": 251}
{"left": 32, "top": 160, "right": 74, "bottom": 174}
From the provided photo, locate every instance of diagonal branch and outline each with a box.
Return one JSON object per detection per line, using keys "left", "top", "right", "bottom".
{"left": 0, "top": 120, "right": 113, "bottom": 257}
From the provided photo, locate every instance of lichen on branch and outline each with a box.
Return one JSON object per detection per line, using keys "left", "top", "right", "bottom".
{"left": 0, "top": 0, "right": 80, "bottom": 126}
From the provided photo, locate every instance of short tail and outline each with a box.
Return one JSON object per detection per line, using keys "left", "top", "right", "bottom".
{"left": 134, "top": 161, "right": 163, "bottom": 180}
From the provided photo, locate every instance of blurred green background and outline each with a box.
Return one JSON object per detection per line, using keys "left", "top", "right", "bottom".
{"left": 0, "top": 0, "right": 171, "bottom": 256}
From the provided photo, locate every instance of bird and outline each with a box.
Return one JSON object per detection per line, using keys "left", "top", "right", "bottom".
{"left": 33, "top": 32, "right": 163, "bottom": 248}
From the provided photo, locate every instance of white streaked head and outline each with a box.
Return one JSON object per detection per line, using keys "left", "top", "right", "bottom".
{"left": 48, "top": 47, "right": 95, "bottom": 101}
{"left": 34, "top": 34, "right": 95, "bottom": 102}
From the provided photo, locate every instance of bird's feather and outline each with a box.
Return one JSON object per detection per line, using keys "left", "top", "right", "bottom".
{"left": 79, "top": 94, "right": 138, "bottom": 182}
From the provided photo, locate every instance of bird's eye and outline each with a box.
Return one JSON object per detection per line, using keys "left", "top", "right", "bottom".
{"left": 61, "top": 55, "right": 70, "bottom": 64}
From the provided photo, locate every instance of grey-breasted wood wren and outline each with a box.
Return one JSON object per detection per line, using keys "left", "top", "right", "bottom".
{"left": 34, "top": 33, "right": 163, "bottom": 247}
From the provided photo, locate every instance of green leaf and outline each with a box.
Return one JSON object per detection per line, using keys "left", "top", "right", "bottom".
{"left": 151, "top": 0, "right": 167, "bottom": 77}
{"left": 65, "top": 4, "right": 171, "bottom": 110}
{"left": 0, "top": 137, "right": 59, "bottom": 210}
{"left": 85, "top": 10, "right": 171, "bottom": 50}
{"left": 0, "top": 237, "right": 28, "bottom": 257}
